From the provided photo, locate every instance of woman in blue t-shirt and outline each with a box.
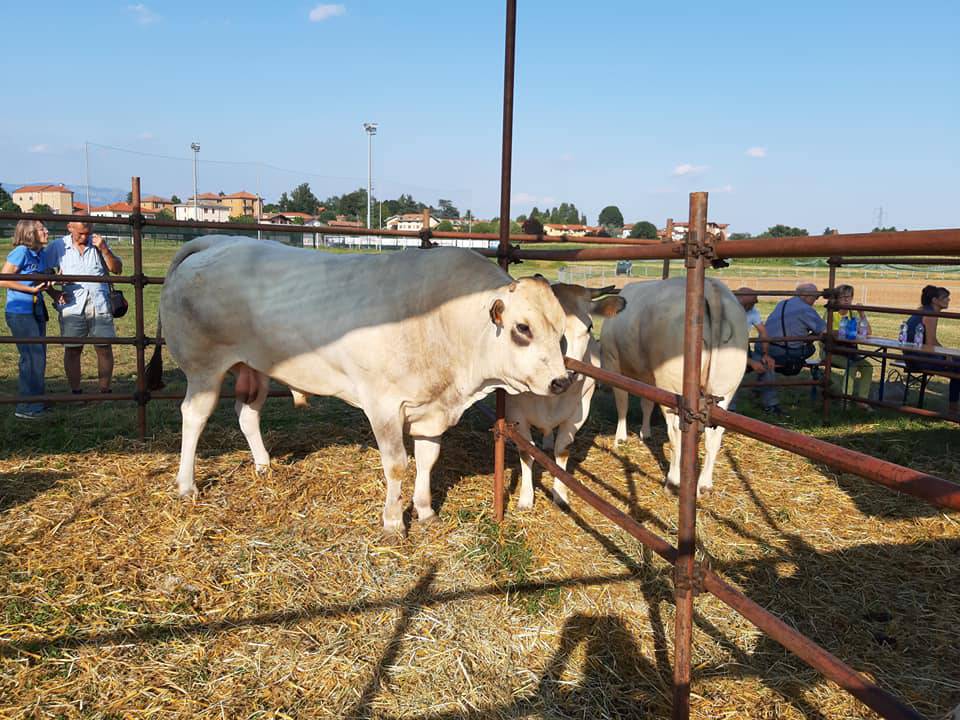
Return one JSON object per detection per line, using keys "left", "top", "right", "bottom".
{"left": 0, "top": 220, "right": 56, "bottom": 419}
{"left": 905, "top": 285, "right": 958, "bottom": 414}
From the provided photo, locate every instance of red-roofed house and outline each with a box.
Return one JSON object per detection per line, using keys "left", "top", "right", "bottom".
{"left": 141, "top": 195, "right": 176, "bottom": 215}
{"left": 91, "top": 202, "right": 159, "bottom": 219}
{"left": 13, "top": 184, "right": 74, "bottom": 214}
{"left": 659, "top": 221, "right": 729, "bottom": 242}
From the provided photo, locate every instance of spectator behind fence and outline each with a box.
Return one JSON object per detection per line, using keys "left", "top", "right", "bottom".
{"left": 904, "top": 285, "right": 959, "bottom": 415}
{"left": 825, "top": 284, "right": 874, "bottom": 410}
{"left": 1, "top": 221, "right": 59, "bottom": 419}
{"left": 44, "top": 222, "right": 123, "bottom": 395}
{"left": 758, "top": 282, "right": 827, "bottom": 416}
{"left": 728, "top": 288, "right": 774, "bottom": 412}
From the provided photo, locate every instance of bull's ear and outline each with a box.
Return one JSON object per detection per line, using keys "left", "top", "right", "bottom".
{"left": 592, "top": 296, "right": 626, "bottom": 317}
{"left": 589, "top": 285, "right": 618, "bottom": 299}
{"left": 490, "top": 298, "right": 505, "bottom": 326}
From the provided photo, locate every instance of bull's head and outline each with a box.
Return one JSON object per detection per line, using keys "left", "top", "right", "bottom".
{"left": 488, "top": 275, "right": 571, "bottom": 396}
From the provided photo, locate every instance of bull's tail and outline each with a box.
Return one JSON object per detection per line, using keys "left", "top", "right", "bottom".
{"left": 145, "top": 315, "right": 165, "bottom": 391}
{"left": 146, "top": 235, "right": 234, "bottom": 392}
{"left": 703, "top": 279, "right": 735, "bottom": 391}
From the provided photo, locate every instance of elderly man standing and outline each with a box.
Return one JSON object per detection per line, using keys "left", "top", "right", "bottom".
{"left": 759, "top": 282, "right": 826, "bottom": 416}
{"left": 45, "top": 222, "right": 123, "bottom": 395}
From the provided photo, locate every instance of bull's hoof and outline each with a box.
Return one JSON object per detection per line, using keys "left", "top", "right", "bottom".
{"left": 516, "top": 497, "right": 535, "bottom": 511}
{"left": 177, "top": 483, "right": 198, "bottom": 499}
{"left": 698, "top": 486, "right": 713, "bottom": 499}
{"left": 416, "top": 512, "right": 439, "bottom": 526}
{"left": 552, "top": 495, "right": 571, "bottom": 513}
{"left": 379, "top": 528, "right": 407, "bottom": 546}
{"left": 663, "top": 481, "right": 680, "bottom": 497}
{"left": 254, "top": 463, "right": 270, "bottom": 476}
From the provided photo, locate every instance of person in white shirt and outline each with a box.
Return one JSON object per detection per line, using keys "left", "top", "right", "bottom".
{"left": 44, "top": 222, "right": 123, "bottom": 394}
{"left": 728, "top": 288, "right": 774, "bottom": 412}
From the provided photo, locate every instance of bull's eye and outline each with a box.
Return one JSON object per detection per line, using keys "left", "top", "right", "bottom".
{"left": 560, "top": 335, "right": 568, "bottom": 355}
{"left": 516, "top": 323, "right": 532, "bottom": 338}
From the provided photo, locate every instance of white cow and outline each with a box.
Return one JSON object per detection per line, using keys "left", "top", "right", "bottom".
{"left": 507, "top": 283, "right": 625, "bottom": 509}
{"left": 151, "top": 236, "right": 572, "bottom": 536}
{"left": 599, "top": 277, "right": 747, "bottom": 497}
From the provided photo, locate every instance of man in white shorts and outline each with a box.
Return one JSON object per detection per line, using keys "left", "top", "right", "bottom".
{"left": 45, "top": 222, "right": 123, "bottom": 394}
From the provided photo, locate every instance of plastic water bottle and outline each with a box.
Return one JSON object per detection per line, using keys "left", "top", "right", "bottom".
{"left": 857, "top": 317, "right": 867, "bottom": 339}
{"left": 846, "top": 317, "right": 858, "bottom": 340}
{"left": 898, "top": 320, "right": 908, "bottom": 344}
{"left": 915, "top": 322, "right": 924, "bottom": 348}
{"left": 838, "top": 316, "right": 849, "bottom": 339}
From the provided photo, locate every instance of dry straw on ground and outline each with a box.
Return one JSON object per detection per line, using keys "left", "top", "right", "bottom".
{"left": 1, "top": 391, "right": 958, "bottom": 719}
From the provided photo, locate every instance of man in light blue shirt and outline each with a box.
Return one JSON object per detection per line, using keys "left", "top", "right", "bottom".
{"left": 45, "top": 222, "right": 123, "bottom": 394}
{"left": 759, "top": 282, "right": 826, "bottom": 415}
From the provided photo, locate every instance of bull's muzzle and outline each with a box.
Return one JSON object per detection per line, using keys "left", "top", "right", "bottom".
{"left": 549, "top": 374, "right": 573, "bottom": 395}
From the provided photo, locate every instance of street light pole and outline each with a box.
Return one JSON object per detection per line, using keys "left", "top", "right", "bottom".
{"left": 363, "top": 122, "right": 378, "bottom": 250}
{"left": 190, "top": 142, "right": 200, "bottom": 224}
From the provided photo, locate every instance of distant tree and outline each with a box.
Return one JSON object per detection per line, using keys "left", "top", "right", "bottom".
{"left": 598, "top": 205, "right": 624, "bottom": 227}
{"left": 764, "top": 224, "right": 808, "bottom": 238}
{"left": 522, "top": 216, "right": 544, "bottom": 235}
{"left": 464, "top": 209, "right": 474, "bottom": 222}
{"left": 292, "top": 216, "right": 305, "bottom": 225}
{"left": 436, "top": 220, "right": 454, "bottom": 231}
{"left": 31, "top": 203, "right": 53, "bottom": 214}
{"left": 263, "top": 202, "right": 280, "bottom": 213}
{"left": 436, "top": 199, "right": 459, "bottom": 219}
{"left": 529, "top": 206, "right": 544, "bottom": 221}
{"left": 229, "top": 214, "right": 256, "bottom": 224}
{"left": 580, "top": 214, "right": 587, "bottom": 225}
{"left": 316, "top": 208, "right": 337, "bottom": 222}
{"left": 287, "top": 183, "right": 320, "bottom": 214}
{"left": 170, "top": 194, "right": 182, "bottom": 204}
{"left": 872, "top": 226, "right": 900, "bottom": 232}
{"left": 0, "top": 184, "right": 17, "bottom": 212}
{"left": 822, "top": 227, "right": 836, "bottom": 235}
{"left": 728, "top": 232, "right": 753, "bottom": 240}
{"left": 472, "top": 221, "right": 496, "bottom": 233}
{"left": 277, "top": 192, "right": 291, "bottom": 211}
{"left": 156, "top": 209, "right": 174, "bottom": 220}
{"left": 126, "top": 191, "right": 133, "bottom": 203}
{"left": 545, "top": 202, "right": 582, "bottom": 224}
{"left": 629, "top": 220, "right": 658, "bottom": 239}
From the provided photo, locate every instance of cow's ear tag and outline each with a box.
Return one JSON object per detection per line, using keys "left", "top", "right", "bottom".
{"left": 490, "top": 298, "right": 505, "bottom": 327}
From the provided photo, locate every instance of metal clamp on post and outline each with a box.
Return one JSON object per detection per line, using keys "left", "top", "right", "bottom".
{"left": 673, "top": 560, "right": 707, "bottom": 598}
{"left": 497, "top": 243, "right": 523, "bottom": 266}
{"left": 491, "top": 420, "right": 517, "bottom": 441}
{"left": 419, "top": 229, "right": 437, "bottom": 249}
{"left": 677, "top": 392, "right": 720, "bottom": 428}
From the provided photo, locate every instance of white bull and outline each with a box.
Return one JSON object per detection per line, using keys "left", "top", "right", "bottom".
{"left": 599, "top": 277, "right": 747, "bottom": 496}
{"left": 152, "top": 236, "right": 572, "bottom": 536}
{"left": 506, "top": 283, "right": 625, "bottom": 509}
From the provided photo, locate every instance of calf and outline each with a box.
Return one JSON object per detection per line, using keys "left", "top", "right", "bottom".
{"left": 507, "top": 283, "right": 625, "bottom": 509}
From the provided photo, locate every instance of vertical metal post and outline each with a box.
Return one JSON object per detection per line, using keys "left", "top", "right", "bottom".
{"left": 493, "top": 0, "right": 518, "bottom": 523}
{"left": 662, "top": 217, "right": 674, "bottom": 279}
{"left": 672, "top": 192, "right": 708, "bottom": 719}
{"left": 84, "top": 142, "right": 92, "bottom": 214}
{"left": 823, "top": 259, "right": 838, "bottom": 422}
{"left": 131, "top": 177, "right": 148, "bottom": 440}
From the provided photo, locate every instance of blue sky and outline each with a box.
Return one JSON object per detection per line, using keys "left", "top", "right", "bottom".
{"left": 2, "top": 1, "right": 957, "bottom": 233}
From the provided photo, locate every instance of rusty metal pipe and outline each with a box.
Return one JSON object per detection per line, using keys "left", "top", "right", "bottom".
{"left": 837, "top": 303, "right": 960, "bottom": 321}
{"left": 672, "top": 192, "right": 708, "bottom": 718}
{"left": 830, "top": 392, "right": 960, "bottom": 424}
{"left": 832, "top": 257, "right": 960, "bottom": 266}
{"left": 131, "top": 177, "right": 148, "bottom": 439}
{"left": 492, "top": 0, "right": 518, "bottom": 524}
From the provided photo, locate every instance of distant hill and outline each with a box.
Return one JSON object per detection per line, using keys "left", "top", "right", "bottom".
{"left": 1, "top": 181, "right": 127, "bottom": 208}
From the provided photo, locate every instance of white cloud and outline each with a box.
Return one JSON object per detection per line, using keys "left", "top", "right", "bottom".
{"left": 309, "top": 4, "right": 346, "bottom": 21}
{"left": 514, "top": 192, "right": 538, "bottom": 204}
{"left": 28, "top": 144, "right": 50, "bottom": 153}
{"left": 138, "top": 131, "right": 154, "bottom": 140}
{"left": 672, "top": 163, "right": 708, "bottom": 177}
{"left": 710, "top": 184, "right": 734, "bottom": 194}
{"left": 746, "top": 146, "right": 767, "bottom": 158}
{"left": 128, "top": 4, "right": 159, "bottom": 25}
{"left": 541, "top": 196, "right": 556, "bottom": 205}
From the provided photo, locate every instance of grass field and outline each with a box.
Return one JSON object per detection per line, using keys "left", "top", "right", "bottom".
{"left": 1, "top": 237, "right": 959, "bottom": 718}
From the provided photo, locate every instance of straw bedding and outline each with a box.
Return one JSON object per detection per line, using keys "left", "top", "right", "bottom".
{"left": 1, "top": 392, "right": 958, "bottom": 719}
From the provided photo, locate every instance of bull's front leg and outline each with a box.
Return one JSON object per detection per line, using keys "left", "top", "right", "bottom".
{"left": 368, "top": 416, "right": 409, "bottom": 538}
{"left": 697, "top": 394, "right": 731, "bottom": 497}
{"left": 613, "top": 387, "right": 629, "bottom": 445}
{"left": 412, "top": 436, "right": 441, "bottom": 524}
{"left": 639, "top": 397, "right": 655, "bottom": 441}
{"left": 551, "top": 421, "right": 578, "bottom": 510}
{"left": 664, "top": 408, "right": 682, "bottom": 491}
{"left": 514, "top": 419, "right": 536, "bottom": 510}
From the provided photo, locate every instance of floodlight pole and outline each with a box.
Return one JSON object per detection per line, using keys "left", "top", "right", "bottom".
{"left": 190, "top": 142, "right": 200, "bottom": 223}
{"left": 363, "top": 122, "right": 378, "bottom": 249}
